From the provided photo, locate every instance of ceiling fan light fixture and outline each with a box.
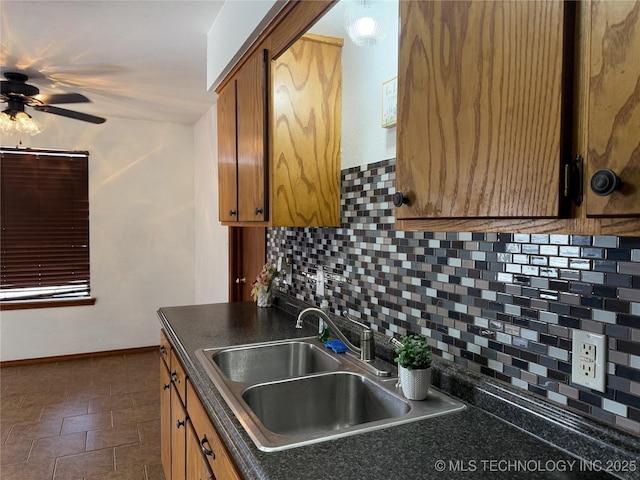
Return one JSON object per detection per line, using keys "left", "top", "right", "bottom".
{"left": 0, "top": 109, "right": 43, "bottom": 136}
{"left": 344, "top": 0, "right": 389, "bottom": 47}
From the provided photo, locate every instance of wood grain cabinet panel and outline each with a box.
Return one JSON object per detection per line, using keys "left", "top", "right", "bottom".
{"left": 160, "top": 358, "right": 172, "bottom": 480}
{"left": 160, "top": 333, "right": 243, "bottom": 480}
{"left": 271, "top": 33, "right": 342, "bottom": 226}
{"left": 160, "top": 329, "right": 171, "bottom": 369}
{"left": 187, "top": 381, "right": 242, "bottom": 480}
{"left": 170, "top": 387, "right": 187, "bottom": 480}
{"left": 237, "top": 50, "right": 268, "bottom": 222}
{"left": 396, "top": 0, "right": 567, "bottom": 219}
{"left": 216, "top": 22, "right": 341, "bottom": 228}
{"left": 186, "top": 421, "right": 214, "bottom": 480}
{"left": 217, "top": 82, "right": 239, "bottom": 223}
{"left": 585, "top": 0, "right": 640, "bottom": 217}
{"left": 217, "top": 49, "right": 267, "bottom": 224}
{"left": 170, "top": 349, "right": 187, "bottom": 402}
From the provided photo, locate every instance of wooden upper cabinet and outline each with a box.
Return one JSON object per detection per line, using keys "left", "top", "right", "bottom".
{"left": 217, "top": 81, "right": 238, "bottom": 223}
{"left": 216, "top": 16, "right": 342, "bottom": 228}
{"left": 396, "top": 0, "right": 567, "bottom": 219}
{"left": 217, "top": 49, "right": 268, "bottom": 223}
{"left": 237, "top": 50, "right": 268, "bottom": 222}
{"left": 585, "top": 0, "right": 640, "bottom": 217}
{"left": 271, "top": 33, "right": 342, "bottom": 227}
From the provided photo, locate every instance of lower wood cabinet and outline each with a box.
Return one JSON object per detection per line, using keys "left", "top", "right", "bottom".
{"left": 186, "top": 381, "right": 242, "bottom": 480}
{"left": 160, "top": 330, "right": 243, "bottom": 480}
{"left": 170, "top": 387, "right": 188, "bottom": 480}
{"left": 187, "top": 419, "right": 214, "bottom": 480}
{"left": 160, "top": 359, "right": 173, "bottom": 478}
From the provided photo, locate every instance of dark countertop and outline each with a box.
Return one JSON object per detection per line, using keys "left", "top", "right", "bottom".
{"left": 158, "top": 301, "right": 639, "bottom": 480}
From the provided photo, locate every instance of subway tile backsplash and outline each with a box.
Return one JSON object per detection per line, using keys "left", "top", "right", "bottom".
{"left": 267, "top": 158, "right": 640, "bottom": 436}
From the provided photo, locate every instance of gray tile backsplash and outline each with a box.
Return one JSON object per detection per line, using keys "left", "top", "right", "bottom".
{"left": 267, "top": 158, "right": 640, "bottom": 436}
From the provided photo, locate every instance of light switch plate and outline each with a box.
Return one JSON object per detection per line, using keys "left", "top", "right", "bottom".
{"left": 571, "top": 330, "right": 606, "bottom": 392}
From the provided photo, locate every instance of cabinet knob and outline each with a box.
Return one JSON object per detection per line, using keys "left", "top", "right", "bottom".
{"left": 229, "top": 210, "right": 237, "bottom": 217}
{"left": 392, "top": 191, "right": 409, "bottom": 207}
{"left": 255, "top": 207, "right": 263, "bottom": 215}
{"left": 235, "top": 277, "right": 246, "bottom": 284}
{"left": 200, "top": 435, "right": 216, "bottom": 459}
{"left": 590, "top": 169, "right": 621, "bottom": 196}
{"left": 171, "top": 372, "right": 180, "bottom": 383}
{"left": 163, "top": 383, "right": 171, "bottom": 390}
{"left": 159, "top": 345, "right": 167, "bottom": 355}
{"left": 176, "top": 419, "right": 186, "bottom": 429}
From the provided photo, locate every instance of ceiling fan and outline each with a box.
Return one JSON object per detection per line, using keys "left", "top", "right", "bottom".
{"left": 0, "top": 71, "right": 106, "bottom": 132}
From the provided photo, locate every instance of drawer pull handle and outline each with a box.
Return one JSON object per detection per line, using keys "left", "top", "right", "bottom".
{"left": 200, "top": 435, "right": 216, "bottom": 459}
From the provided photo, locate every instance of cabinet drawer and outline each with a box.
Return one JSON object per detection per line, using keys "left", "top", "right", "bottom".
{"left": 187, "top": 381, "right": 242, "bottom": 480}
{"left": 170, "top": 349, "right": 188, "bottom": 403}
{"left": 160, "top": 329, "right": 171, "bottom": 369}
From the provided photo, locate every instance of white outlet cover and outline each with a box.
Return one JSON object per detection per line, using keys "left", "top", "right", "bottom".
{"left": 571, "top": 330, "right": 607, "bottom": 392}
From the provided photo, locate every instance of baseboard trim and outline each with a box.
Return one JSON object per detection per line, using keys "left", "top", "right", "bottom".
{"left": 0, "top": 345, "right": 159, "bottom": 367}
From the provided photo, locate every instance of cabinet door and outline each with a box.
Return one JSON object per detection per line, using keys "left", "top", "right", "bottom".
{"left": 170, "top": 387, "right": 187, "bottom": 480}
{"left": 186, "top": 421, "right": 214, "bottom": 480}
{"left": 160, "top": 360, "right": 172, "bottom": 480}
{"left": 396, "top": 0, "right": 566, "bottom": 219}
{"left": 170, "top": 350, "right": 187, "bottom": 402}
{"left": 187, "top": 382, "right": 242, "bottom": 480}
{"left": 237, "top": 49, "right": 268, "bottom": 222}
{"left": 218, "top": 81, "right": 239, "bottom": 222}
{"left": 160, "top": 330, "right": 171, "bottom": 369}
{"left": 585, "top": 0, "right": 640, "bottom": 216}
{"left": 272, "top": 34, "right": 342, "bottom": 227}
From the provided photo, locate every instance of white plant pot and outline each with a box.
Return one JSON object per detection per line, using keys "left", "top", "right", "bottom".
{"left": 398, "top": 365, "right": 431, "bottom": 400}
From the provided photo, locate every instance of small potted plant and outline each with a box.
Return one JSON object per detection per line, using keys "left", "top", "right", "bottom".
{"left": 394, "top": 334, "right": 432, "bottom": 400}
{"left": 250, "top": 263, "right": 280, "bottom": 307}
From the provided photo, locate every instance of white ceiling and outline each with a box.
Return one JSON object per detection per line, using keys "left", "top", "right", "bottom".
{"left": 0, "top": 0, "right": 225, "bottom": 126}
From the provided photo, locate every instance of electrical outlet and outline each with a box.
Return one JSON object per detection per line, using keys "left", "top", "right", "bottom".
{"left": 316, "top": 268, "right": 325, "bottom": 297}
{"left": 571, "top": 330, "right": 606, "bottom": 392}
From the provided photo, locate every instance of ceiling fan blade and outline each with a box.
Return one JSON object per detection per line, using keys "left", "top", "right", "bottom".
{"left": 33, "top": 105, "right": 106, "bottom": 124}
{"left": 34, "top": 93, "right": 90, "bottom": 104}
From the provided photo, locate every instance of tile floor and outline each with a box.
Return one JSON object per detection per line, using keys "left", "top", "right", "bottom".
{"left": 0, "top": 350, "right": 165, "bottom": 480}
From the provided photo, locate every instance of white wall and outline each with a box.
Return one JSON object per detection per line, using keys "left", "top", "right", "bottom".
{"left": 0, "top": 114, "right": 195, "bottom": 361}
{"left": 207, "top": 0, "right": 285, "bottom": 90}
{"left": 194, "top": 100, "right": 229, "bottom": 304}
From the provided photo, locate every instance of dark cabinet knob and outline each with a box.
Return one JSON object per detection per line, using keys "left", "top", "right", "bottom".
{"left": 176, "top": 419, "right": 186, "bottom": 429}
{"left": 163, "top": 383, "right": 171, "bottom": 390}
{"left": 159, "top": 346, "right": 167, "bottom": 355}
{"left": 255, "top": 207, "right": 263, "bottom": 215}
{"left": 392, "top": 191, "right": 409, "bottom": 207}
{"left": 590, "top": 169, "right": 621, "bottom": 196}
{"left": 229, "top": 210, "right": 236, "bottom": 217}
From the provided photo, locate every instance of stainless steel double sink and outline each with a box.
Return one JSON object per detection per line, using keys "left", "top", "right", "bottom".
{"left": 196, "top": 337, "right": 465, "bottom": 452}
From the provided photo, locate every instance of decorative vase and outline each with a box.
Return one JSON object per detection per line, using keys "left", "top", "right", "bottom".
{"left": 398, "top": 365, "right": 431, "bottom": 400}
{"left": 256, "top": 289, "right": 273, "bottom": 308}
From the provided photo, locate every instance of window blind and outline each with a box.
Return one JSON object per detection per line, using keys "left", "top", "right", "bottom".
{"left": 1, "top": 149, "right": 90, "bottom": 301}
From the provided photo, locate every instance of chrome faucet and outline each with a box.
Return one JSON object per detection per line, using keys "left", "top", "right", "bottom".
{"left": 296, "top": 307, "right": 372, "bottom": 360}
{"left": 296, "top": 307, "right": 392, "bottom": 377}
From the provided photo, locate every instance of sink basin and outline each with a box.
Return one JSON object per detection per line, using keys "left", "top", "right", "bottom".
{"left": 195, "top": 337, "right": 465, "bottom": 451}
{"left": 243, "top": 372, "right": 410, "bottom": 435}
{"left": 208, "top": 340, "right": 341, "bottom": 384}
